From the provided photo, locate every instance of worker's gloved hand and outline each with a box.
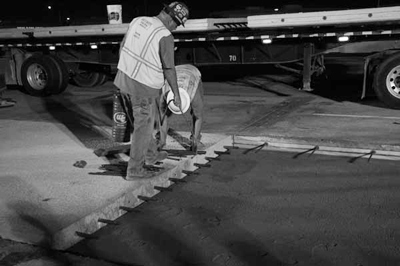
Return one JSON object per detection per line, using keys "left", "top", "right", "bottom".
{"left": 190, "top": 135, "right": 202, "bottom": 153}
{"left": 173, "top": 94, "right": 182, "bottom": 110}
{"left": 190, "top": 142, "right": 198, "bottom": 153}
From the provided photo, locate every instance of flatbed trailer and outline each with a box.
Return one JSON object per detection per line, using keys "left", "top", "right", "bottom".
{"left": 0, "top": 6, "right": 399, "bottom": 108}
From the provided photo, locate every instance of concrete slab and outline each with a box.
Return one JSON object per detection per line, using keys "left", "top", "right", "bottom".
{"left": 259, "top": 97, "right": 400, "bottom": 152}
{"left": 0, "top": 115, "right": 229, "bottom": 250}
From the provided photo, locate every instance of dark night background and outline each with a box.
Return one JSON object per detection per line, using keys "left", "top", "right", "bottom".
{"left": 0, "top": 0, "right": 399, "bottom": 26}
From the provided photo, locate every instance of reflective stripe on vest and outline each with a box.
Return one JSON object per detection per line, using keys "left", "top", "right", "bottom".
{"left": 121, "top": 43, "right": 163, "bottom": 75}
{"left": 132, "top": 26, "right": 165, "bottom": 77}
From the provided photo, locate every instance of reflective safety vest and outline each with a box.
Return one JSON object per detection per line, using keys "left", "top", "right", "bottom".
{"left": 162, "top": 64, "right": 201, "bottom": 101}
{"left": 117, "top": 16, "right": 171, "bottom": 89}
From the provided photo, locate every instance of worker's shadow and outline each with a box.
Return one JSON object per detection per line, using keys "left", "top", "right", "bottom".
{"left": 0, "top": 175, "right": 74, "bottom": 265}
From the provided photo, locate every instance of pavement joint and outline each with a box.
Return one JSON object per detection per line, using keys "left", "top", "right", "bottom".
{"left": 232, "top": 135, "right": 400, "bottom": 161}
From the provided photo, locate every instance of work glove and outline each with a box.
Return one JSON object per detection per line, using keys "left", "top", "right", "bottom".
{"left": 189, "top": 135, "right": 202, "bottom": 153}
{"left": 190, "top": 142, "right": 198, "bottom": 153}
{"left": 173, "top": 95, "right": 182, "bottom": 110}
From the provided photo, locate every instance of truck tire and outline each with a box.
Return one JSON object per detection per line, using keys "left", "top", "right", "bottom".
{"left": 71, "top": 71, "right": 106, "bottom": 87}
{"left": 20, "top": 55, "right": 61, "bottom": 97}
{"left": 97, "top": 72, "right": 109, "bottom": 86}
{"left": 373, "top": 52, "right": 400, "bottom": 109}
{"left": 47, "top": 55, "right": 69, "bottom": 95}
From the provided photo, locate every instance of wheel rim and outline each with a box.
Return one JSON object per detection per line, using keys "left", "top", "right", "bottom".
{"left": 26, "top": 63, "right": 48, "bottom": 90}
{"left": 386, "top": 65, "right": 400, "bottom": 99}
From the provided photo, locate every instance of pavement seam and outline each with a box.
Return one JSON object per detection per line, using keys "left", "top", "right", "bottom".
{"left": 232, "top": 135, "right": 400, "bottom": 160}
{"left": 237, "top": 96, "right": 314, "bottom": 134}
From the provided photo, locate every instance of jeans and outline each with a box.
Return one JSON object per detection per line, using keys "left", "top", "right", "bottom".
{"left": 121, "top": 92, "right": 159, "bottom": 176}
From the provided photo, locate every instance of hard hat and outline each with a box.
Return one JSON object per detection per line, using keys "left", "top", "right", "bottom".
{"left": 163, "top": 2, "right": 189, "bottom": 27}
{"left": 166, "top": 88, "right": 190, "bottom": 115}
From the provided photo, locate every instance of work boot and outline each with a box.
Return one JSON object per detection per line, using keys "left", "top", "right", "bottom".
{"left": 145, "top": 151, "right": 168, "bottom": 166}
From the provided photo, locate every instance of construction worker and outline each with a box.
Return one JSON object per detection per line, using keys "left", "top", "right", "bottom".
{"left": 114, "top": 2, "right": 189, "bottom": 181}
{"left": 158, "top": 64, "right": 204, "bottom": 153}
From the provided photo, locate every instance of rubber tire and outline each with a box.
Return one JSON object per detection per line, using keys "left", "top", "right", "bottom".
{"left": 20, "top": 54, "right": 60, "bottom": 97}
{"left": 46, "top": 55, "right": 69, "bottom": 95}
{"left": 71, "top": 71, "right": 106, "bottom": 88}
{"left": 373, "top": 52, "right": 400, "bottom": 109}
{"left": 96, "top": 72, "right": 109, "bottom": 86}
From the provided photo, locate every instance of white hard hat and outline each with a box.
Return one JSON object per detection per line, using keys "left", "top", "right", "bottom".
{"left": 166, "top": 88, "right": 190, "bottom": 114}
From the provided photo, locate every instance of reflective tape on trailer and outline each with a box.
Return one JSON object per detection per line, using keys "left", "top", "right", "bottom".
{"left": 0, "top": 29, "right": 399, "bottom": 48}
{"left": 273, "top": 29, "right": 400, "bottom": 38}
{"left": 174, "top": 37, "right": 206, "bottom": 42}
{"left": 173, "top": 29, "right": 400, "bottom": 41}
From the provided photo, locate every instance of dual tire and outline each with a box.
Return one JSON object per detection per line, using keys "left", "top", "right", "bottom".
{"left": 20, "top": 55, "right": 108, "bottom": 97}
{"left": 20, "top": 54, "right": 69, "bottom": 97}
{"left": 71, "top": 70, "right": 108, "bottom": 88}
{"left": 373, "top": 52, "right": 400, "bottom": 109}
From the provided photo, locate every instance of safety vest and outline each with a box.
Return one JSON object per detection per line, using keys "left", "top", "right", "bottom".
{"left": 162, "top": 64, "right": 202, "bottom": 101}
{"left": 117, "top": 16, "right": 171, "bottom": 89}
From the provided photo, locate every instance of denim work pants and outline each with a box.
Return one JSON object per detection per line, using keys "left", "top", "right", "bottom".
{"left": 121, "top": 93, "right": 159, "bottom": 176}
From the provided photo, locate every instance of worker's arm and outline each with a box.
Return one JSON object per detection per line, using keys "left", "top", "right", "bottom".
{"left": 159, "top": 35, "right": 181, "bottom": 109}
{"left": 190, "top": 81, "right": 204, "bottom": 152}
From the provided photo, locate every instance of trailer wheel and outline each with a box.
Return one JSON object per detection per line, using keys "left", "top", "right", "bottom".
{"left": 71, "top": 71, "right": 107, "bottom": 87}
{"left": 20, "top": 55, "right": 60, "bottom": 97}
{"left": 47, "top": 55, "right": 69, "bottom": 95}
{"left": 97, "top": 72, "right": 109, "bottom": 86}
{"left": 373, "top": 53, "right": 400, "bottom": 109}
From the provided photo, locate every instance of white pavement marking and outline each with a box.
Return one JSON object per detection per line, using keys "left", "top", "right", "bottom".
{"left": 313, "top": 113, "right": 400, "bottom": 120}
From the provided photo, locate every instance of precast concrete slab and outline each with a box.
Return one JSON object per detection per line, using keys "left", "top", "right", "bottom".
{"left": 0, "top": 117, "right": 230, "bottom": 250}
